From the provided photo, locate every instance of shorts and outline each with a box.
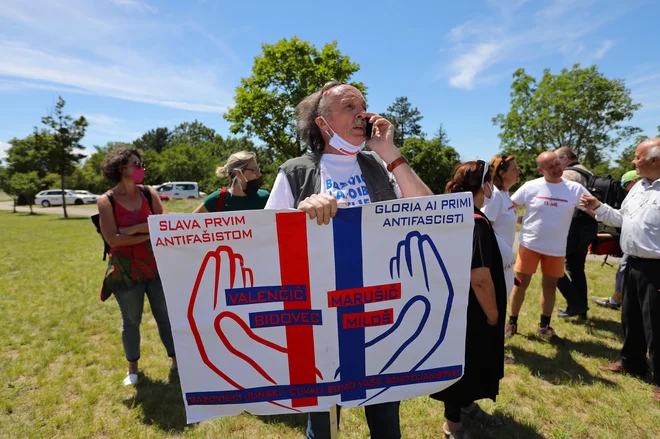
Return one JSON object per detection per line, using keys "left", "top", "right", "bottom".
{"left": 514, "top": 245, "right": 565, "bottom": 278}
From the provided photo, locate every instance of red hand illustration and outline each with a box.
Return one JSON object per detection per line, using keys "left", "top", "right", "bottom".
{"left": 188, "top": 245, "right": 303, "bottom": 412}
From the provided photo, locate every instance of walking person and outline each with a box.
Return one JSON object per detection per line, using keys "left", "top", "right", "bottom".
{"left": 98, "top": 147, "right": 176, "bottom": 386}
{"left": 581, "top": 139, "right": 660, "bottom": 400}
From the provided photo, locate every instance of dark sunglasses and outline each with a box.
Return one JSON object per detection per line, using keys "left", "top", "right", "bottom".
{"left": 243, "top": 167, "right": 261, "bottom": 174}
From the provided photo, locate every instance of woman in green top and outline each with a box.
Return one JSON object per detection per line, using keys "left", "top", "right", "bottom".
{"left": 194, "top": 151, "right": 269, "bottom": 213}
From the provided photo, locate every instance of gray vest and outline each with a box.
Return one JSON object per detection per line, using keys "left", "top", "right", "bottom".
{"left": 279, "top": 151, "right": 397, "bottom": 208}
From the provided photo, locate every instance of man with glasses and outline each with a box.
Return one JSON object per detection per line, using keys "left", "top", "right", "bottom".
{"left": 505, "top": 152, "right": 591, "bottom": 339}
{"left": 554, "top": 146, "right": 597, "bottom": 320}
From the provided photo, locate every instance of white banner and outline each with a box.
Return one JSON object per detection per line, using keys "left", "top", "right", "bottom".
{"left": 149, "top": 194, "right": 474, "bottom": 423}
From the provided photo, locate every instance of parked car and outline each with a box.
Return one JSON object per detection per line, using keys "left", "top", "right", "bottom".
{"left": 73, "top": 190, "right": 100, "bottom": 203}
{"left": 199, "top": 191, "right": 207, "bottom": 198}
{"left": 158, "top": 193, "right": 174, "bottom": 202}
{"left": 34, "top": 190, "right": 96, "bottom": 207}
{"left": 155, "top": 182, "right": 200, "bottom": 199}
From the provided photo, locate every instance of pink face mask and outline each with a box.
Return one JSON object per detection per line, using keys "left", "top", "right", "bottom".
{"left": 128, "top": 166, "right": 145, "bottom": 183}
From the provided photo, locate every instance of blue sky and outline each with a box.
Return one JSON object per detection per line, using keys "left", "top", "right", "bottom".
{"left": 1, "top": 0, "right": 659, "bottom": 164}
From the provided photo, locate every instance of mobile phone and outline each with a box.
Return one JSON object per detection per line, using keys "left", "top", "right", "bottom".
{"left": 365, "top": 120, "right": 374, "bottom": 138}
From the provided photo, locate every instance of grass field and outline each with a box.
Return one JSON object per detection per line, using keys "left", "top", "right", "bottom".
{"left": 0, "top": 191, "right": 11, "bottom": 202}
{"left": 1, "top": 211, "right": 659, "bottom": 438}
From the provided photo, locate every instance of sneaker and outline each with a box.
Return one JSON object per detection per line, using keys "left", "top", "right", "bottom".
{"left": 123, "top": 373, "right": 138, "bottom": 386}
{"left": 536, "top": 325, "right": 559, "bottom": 339}
{"left": 591, "top": 296, "right": 621, "bottom": 310}
{"left": 504, "top": 322, "right": 518, "bottom": 338}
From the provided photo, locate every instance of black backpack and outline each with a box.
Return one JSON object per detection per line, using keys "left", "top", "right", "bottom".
{"left": 565, "top": 166, "right": 627, "bottom": 210}
{"left": 90, "top": 185, "right": 154, "bottom": 260}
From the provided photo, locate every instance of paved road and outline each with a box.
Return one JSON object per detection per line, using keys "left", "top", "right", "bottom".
{"left": 0, "top": 201, "right": 97, "bottom": 217}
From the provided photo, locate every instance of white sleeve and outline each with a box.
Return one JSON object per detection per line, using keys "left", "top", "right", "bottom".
{"left": 510, "top": 184, "right": 526, "bottom": 206}
{"left": 481, "top": 191, "right": 502, "bottom": 220}
{"left": 264, "top": 170, "right": 296, "bottom": 210}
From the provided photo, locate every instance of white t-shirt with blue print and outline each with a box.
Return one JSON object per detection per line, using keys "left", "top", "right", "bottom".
{"left": 265, "top": 153, "right": 402, "bottom": 210}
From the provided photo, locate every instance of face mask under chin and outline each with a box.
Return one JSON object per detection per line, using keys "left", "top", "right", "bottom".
{"left": 321, "top": 116, "right": 365, "bottom": 155}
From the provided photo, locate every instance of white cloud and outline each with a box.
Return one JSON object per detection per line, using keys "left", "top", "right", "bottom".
{"left": 629, "top": 74, "right": 660, "bottom": 86}
{"left": 75, "top": 113, "right": 119, "bottom": 126}
{"left": 594, "top": 39, "right": 614, "bottom": 59}
{"left": 449, "top": 43, "right": 501, "bottom": 90}
{"left": 0, "top": 142, "right": 12, "bottom": 161}
{"left": 442, "top": 0, "right": 629, "bottom": 90}
{"left": 0, "top": 1, "right": 235, "bottom": 113}
{"left": 109, "top": 0, "right": 156, "bottom": 13}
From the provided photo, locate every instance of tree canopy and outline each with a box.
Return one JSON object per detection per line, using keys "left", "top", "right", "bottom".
{"left": 224, "top": 37, "right": 364, "bottom": 159}
{"left": 493, "top": 65, "right": 641, "bottom": 179}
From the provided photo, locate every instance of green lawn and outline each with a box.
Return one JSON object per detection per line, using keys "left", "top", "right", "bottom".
{"left": 0, "top": 191, "right": 12, "bottom": 202}
{"left": 1, "top": 211, "right": 659, "bottom": 438}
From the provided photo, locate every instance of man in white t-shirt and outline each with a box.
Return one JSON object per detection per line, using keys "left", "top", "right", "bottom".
{"left": 266, "top": 81, "right": 432, "bottom": 439}
{"left": 504, "top": 152, "right": 591, "bottom": 339}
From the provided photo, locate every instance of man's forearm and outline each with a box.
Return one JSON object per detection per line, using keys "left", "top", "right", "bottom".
{"left": 594, "top": 203, "right": 623, "bottom": 228}
{"left": 392, "top": 164, "right": 433, "bottom": 198}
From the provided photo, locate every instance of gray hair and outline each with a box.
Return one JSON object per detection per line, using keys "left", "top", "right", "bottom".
{"left": 555, "top": 146, "right": 578, "bottom": 164}
{"left": 295, "top": 81, "right": 343, "bottom": 153}
{"left": 646, "top": 143, "right": 660, "bottom": 160}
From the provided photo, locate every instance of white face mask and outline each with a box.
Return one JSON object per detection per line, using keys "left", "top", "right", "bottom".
{"left": 321, "top": 116, "right": 365, "bottom": 155}
{"left": 230, "top": 170, "right": 247, "bottom": 190}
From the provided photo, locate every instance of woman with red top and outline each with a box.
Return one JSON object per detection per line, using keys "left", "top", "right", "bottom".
{"left": 98, "top": 147, "right": 176, "bottom": 386}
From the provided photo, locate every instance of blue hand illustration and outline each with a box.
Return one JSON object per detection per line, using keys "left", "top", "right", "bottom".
{"left": 359, "top": 231, "right": 455, "bottom": 405}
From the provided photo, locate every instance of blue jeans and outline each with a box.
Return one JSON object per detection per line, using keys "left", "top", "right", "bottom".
{"left": 306, "top": 402, "right": 401, "bottom": 439}
{"left": 114, "top": 278, "right": 176, "bottom": 362}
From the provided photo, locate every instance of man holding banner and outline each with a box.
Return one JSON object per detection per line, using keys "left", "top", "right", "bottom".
{"left": 266, "top": 81, "right": 433, "bottom": 438}
{"left": 149, "top": 81, "right": 474, "bottom": 436}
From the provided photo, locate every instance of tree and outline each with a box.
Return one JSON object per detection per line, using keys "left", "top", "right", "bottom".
{"left": 493, "top": 65, "right": 641, "bottom": 179}
{"left": 4, "top": 129, "right": 55, "bottom": 178}
{"left": 5, "top": 172, "right": 42, "bottom": 214}
{"left": 382, "top": 97, "right": 424, "bottom": 147}
{"left": 170, "top": 120, "right": 217, "bottom": 148}
{"left": 609, "top": 125, "right": 660, "bottom": 179}
{"left": 41, "top": 97, "right": 88, "bottom": 219}
{"left": 400, "top": 125, "right": 460, "bottom": 194}
{"left": 133, "top": 128, "right": 171, "bottom": 153}
{"left": 225, "top": 37, "right": 365, "bottom": 159}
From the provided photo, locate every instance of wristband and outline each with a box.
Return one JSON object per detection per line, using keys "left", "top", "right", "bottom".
{"left": 386, "top": 156, "right": 408, "bottom": 173}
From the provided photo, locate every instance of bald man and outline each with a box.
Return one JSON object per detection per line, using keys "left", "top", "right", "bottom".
{"left": 505, "top": 152, "right": 591, "bottom": 339}
{"left": 581, "top": 138, "right": 660, "bottom": 400}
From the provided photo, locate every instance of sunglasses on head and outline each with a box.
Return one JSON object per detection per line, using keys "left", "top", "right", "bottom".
{"left": 477, "top": 160, "right": 494, "bottom": 193}
{"left": 496, "top": 154, "right": 509, "bottom": 170}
